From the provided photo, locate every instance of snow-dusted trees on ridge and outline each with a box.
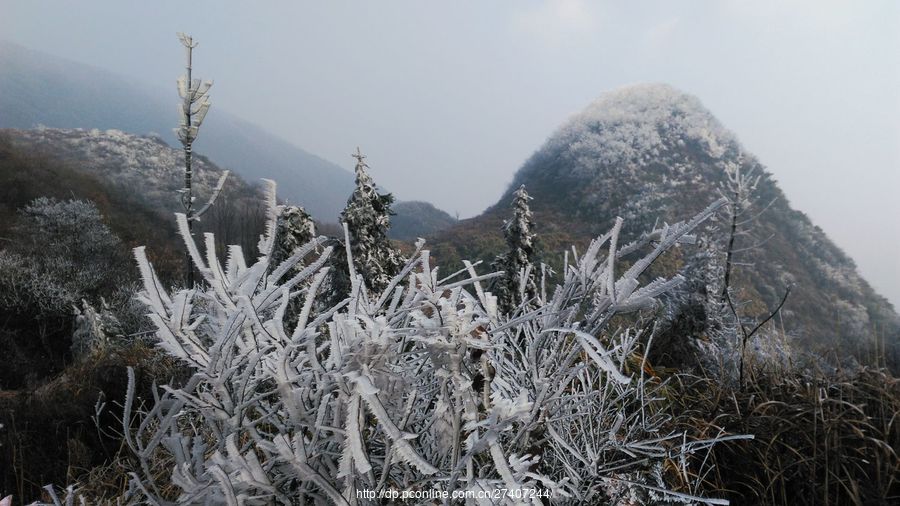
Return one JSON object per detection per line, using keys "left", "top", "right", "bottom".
{"left": 123, "top": 179, "right": 739, "bottom": 504}
{"left": 491, "top": 184, "right": 539, "bottom": 314}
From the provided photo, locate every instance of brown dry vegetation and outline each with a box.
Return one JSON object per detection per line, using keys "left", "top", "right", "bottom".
{"left": 670, "top": 367, "right": 900, "bottom": 505}
{"left": 0, "top": 342, "right": 181, "bottom": 503}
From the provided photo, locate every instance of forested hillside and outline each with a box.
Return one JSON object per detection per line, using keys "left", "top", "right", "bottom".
{"left": 0, "top": 41, "right": 353, "bottom": 218}
{"left": 429, "top": 84, "right": 899, "bottom": 368}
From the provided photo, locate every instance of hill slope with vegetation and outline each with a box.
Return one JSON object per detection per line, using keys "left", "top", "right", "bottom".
{"left": 0, "top": 40, "right": 354, "bottom": 219}
{"left": 0, "top": 41, "right": 454, "bottom": 228}
{"left": 0, "top": 128, "right": 267, "bottom": 387}
{"left": 429, "top": 84, "right": 899, "bottom": 366}
{"left": 389, "top": 200, "right": 457, "bottom": 240}
{"left": 0, "top": 85, "right": 897, "bottom": 505}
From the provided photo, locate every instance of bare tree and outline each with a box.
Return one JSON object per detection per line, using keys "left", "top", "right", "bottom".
{"left": 716, "top": 160, "right": 789, "bottom": 387}
{"left": 717, "top": 159, "right": 760, "bottom": 303}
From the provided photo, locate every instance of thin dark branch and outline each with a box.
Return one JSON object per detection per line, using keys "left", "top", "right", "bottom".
{"left": 745, "top": 286, "right": 792, "bottom": 342}
{"left": 730, "top": 285, "right": 792, "bottom": 388}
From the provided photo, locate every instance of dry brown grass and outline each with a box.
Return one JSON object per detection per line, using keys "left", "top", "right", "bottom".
{"left": 669, "top": 367, "right": 900, "bottom": 505}
{"left": 0, "top": 341, "right": 181, "bottom": 504}
{"left": 4, "top": 335, "right": 898, "bottom": 504}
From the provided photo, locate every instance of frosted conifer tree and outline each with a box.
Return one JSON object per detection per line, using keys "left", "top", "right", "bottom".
{"left": 330, "top": 148, "right": 403, "bottom": 302}
{"left": 271, "top": 205, "right": 317, "bottom": 327}
{"left": 271, "top": 205, "right": 317, "bottom": 268}
{"left": 175, "top": 33, "right": 228, "bottom": 285}
{"left": 492, "top": 184, "right": 538, "bottom": 314}
{"left": 716, "top": 159, "right": 760, "bottom": 303}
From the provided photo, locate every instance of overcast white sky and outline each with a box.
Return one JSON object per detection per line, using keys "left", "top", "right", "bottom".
{"left": 2, "top": 0, "right": 898, "bottom": 306}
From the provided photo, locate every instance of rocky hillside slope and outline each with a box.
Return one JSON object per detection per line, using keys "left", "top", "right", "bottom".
{"left": 0, "top": 127, "right": 267, "bottom": 273}
{"left": 430, "top": 84, "right": 898, "bottom": 358}
{"left": 0, "top": 41, "right": 456, "bottom": 232}
{"left": 0, "top": 40, "right": 354, "bottom": 218}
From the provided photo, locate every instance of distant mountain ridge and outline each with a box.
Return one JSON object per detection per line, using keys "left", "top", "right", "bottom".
{"left": 0, "top": 40, "right": 355, "bottom": 219}
{"left": 1, "top": 127, "right": 242, "bottom": 212}
{"left": 390, "top": 201, "right": 457, "bottom": 241}
{"left": 0, "top": 40, "right": 458, "bottom": 238}
{"left": 431, "top": 84, "right": 898, "bottom": 358}
{"left": 0, "top": 40, "right": 456, "bottom": 238}
{"left": 0, "top": 127, "right": 267, "bottom": 281}
{"left": 1, "top": 125, "right": 451, "bottom": 251}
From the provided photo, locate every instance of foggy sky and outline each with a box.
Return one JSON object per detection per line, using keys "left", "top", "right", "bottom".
{"left": 1, "top": 0, "right": 898, "bottom": 306}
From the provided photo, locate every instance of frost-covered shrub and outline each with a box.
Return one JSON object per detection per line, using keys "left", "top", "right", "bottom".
{"left": 0, "top": 197, "right": 126, "bottom": 316}
{"left": 71, "top": 298, "right": 123, "bottom": 356}
{"left": 124, "top": 181, "right": 737, "bottom": 504}
{"left": 0, "top": 197, "right": 134, "bottom": 387}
